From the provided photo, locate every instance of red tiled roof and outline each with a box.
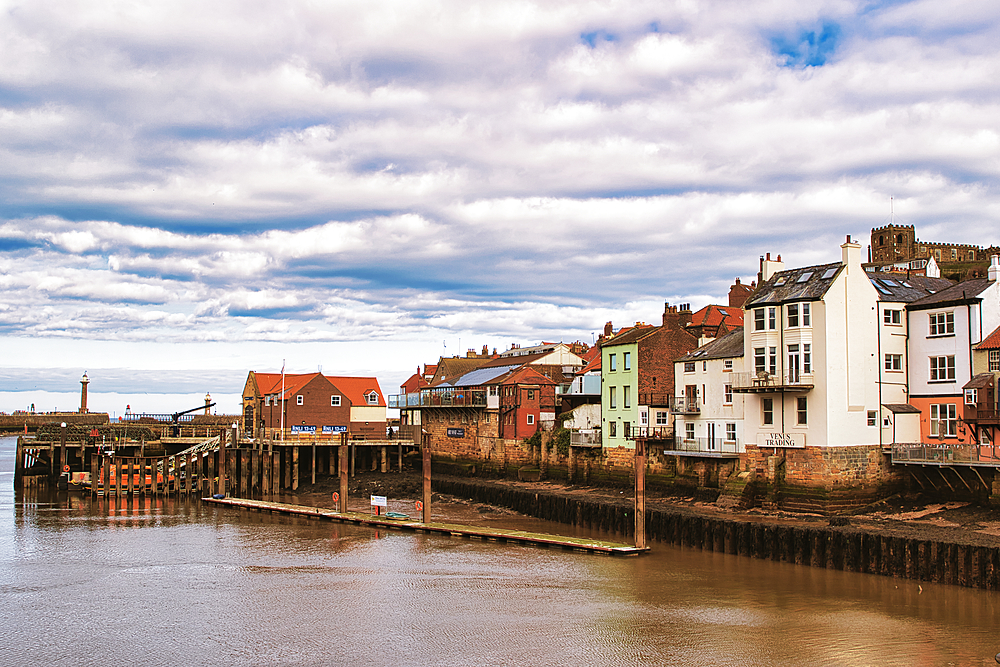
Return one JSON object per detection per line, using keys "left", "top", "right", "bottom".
{"left": 977, "top": 325, "right": 1000, "bottom": 350}
{"left": 690, "top": 304, "right": 745, "bottom": 328}
{"left": 579, "top": 355, "right": 601, "bottom": 374}
{"left": 251, "top": 372, "right": 385, "bottom": 407}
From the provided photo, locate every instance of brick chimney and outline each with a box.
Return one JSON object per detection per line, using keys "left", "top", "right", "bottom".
{"left": 662, "top": 302, "right": 693, "bottom": 330}
{"left": 728, "top": 277, "right": 753, "bottom": 308}
{"left": 604, "top": 321, "right": 613, "bottom": 337}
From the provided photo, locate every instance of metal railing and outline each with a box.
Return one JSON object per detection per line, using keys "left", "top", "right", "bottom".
{"left": 638, "top": 392, "right": 674, "bottom": 407}
{"left": 389, "top": 388, "right": 487, "bottom": 408}
{"left": 569, "top": 430, "right": 602, "bottom": 447}
{"left": 669, "top": 396, "right": 700, "bottom": 414}
{"left": 730, "top": 371, "right": 815, "bottom": 391}
{"left": 666, "top": 437, "right": 741, "bottom": 455}
{"left": 891, "top": 442, "right": 1000, "bottom": 466}
{"left": 625, "top": 426, "right": 672, "bottom": 440}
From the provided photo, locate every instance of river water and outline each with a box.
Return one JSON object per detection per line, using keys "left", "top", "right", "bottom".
{"left": 1, "top": 435, "right": 998, "bottom": 667}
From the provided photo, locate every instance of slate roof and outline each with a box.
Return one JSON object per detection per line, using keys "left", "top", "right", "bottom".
{"left": 676, "top": 327, "right": 745, "bottom": 362}
{"left": 963, "top": 373, "right": 995, "bottom": 390}
{"left": 907, "top": 278, "right": 994, "bottom": 311}
{"left": 867, "top": 275, "right": 955, "bottom": 302}
{"left": 430, "top": 357, "right": 492, "bottom": 386}
{"left": 745, "top": 262, "right": 843, "bottom": 307}
{"left": 975, "top": 325, "right": 1000, "bottom": 351}
{"left": 882, "top": 403, "right": 922, "bottom": 414}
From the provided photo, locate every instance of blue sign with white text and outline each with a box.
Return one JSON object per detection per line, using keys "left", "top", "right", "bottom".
{"left": 322, "top": 425, "right": 348, "bottom": 434}
{"left": 447, "top": 428, "right": 465, "bottom": 438}
{"left": 290, "top": 425, "right": 317, "bottom": 434}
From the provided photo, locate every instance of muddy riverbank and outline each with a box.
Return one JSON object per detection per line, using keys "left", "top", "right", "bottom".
{"left": 296, "top": 469, "right": 1000, "bottom": 589}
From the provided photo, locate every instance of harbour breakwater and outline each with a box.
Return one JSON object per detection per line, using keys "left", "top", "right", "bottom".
{"left": 433, "top": 478, "right": 1000, "bottom": 591}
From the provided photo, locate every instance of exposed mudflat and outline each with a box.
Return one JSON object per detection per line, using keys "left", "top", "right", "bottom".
{"left": 294, "top": 469, "right": 1000, "bottom": 549}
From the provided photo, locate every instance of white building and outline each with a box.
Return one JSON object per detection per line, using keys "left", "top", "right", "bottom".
{"left": 906, "top": 257, "right": 1000, "bottom": 445}
{"left": 671, "top": 327, "right": 745, "bottom": 456}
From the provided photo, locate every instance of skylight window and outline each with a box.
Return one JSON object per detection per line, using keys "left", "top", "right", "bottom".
{"left": 797, "top": 272, "right": 813, "bottom": 283}
{"left": 880, "top": 278, "right": 899, "bottom": 287}
{"left": 821, "top": 268, "right": 838, "bottom": 279}
{"left": 774, "top": 276, "right": 787, "bottom": 286}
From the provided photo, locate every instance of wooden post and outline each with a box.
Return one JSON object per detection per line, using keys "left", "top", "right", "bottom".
{"left": 568, "top": 444, "right": 576, "bottom": 484}
{"left": 539, "top": 431, "right": 548, "bottom": 480}
{"left": 208, "top": 450, "right": 216, "bottom": 496}
{"left": 239, "top": 450, "right": 247, "bottom": 498}
{"left": 219, "top": 429, "right": 227, "bottom": 497}
{"left": 397, "top": 443, "right": 403, "bottom": 472}
{"left": 272, "top": 450, "right": 280, "bottom": 495}
{"left": 251, "top": 450, "right": 259, "bottom": 497}
{"left": 14, "top": 437, "right": 24, "bottom": 491}
{"left": 422, "top": 437, "right": 431, "bottom": 523}
{"left": 350, "top": 443, "right": 355, "bottom": 477}
{"left": 311, "top": 442, "right": 317, "bottom": 486}
{"left": 328, "top": 446, "right": 336, "bottom": 476}
{"left": 292, "top": 446, "right": 299, "bottom": 491}
{"left": 115, "top": 458, "right": 123, "bottom": 498}
{"left": 126, "top": 457, "right": 134, "bottom": 495}
{"left": 635, "top": 438, "right": 646, "bottom": 550}
{"left": 90, "top": 453, "right": 98, "bottom": 497}
{"left": 103, "top": 453, "right": 111, "bottom": 497}
{"left": 380, "top": 446, "right": 387, "bottom": 473}
{"left": 339, "top": 443, "right": 348, "bottom": 513}
{"left": 152, "top": 456, "right": 160, "bottom": 495}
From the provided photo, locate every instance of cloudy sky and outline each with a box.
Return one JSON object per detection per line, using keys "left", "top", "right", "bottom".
{"left": 2, "top": 0, "right": 999, "bottom": 414}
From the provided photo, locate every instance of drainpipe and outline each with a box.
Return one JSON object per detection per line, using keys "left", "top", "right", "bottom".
{"left": 877, "top": 301, "right": 883, "bottom": 449}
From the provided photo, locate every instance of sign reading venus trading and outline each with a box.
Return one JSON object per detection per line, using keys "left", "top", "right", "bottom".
{"left": 447, "top": 428, "right": 465, "bottom": 438}
{"left": 756, "top": 432, "right": 805, "bottom": 448}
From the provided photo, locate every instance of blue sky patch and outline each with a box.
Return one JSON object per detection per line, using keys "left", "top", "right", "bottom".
{"left": 580, "top": 30, "right": 617, "bottom": 48}
{"left": 771, "top": 22, "right": 842, "bottom": 68}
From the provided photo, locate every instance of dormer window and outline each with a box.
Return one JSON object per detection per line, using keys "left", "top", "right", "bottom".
{"left": 366, "top": 392, "right": 379, "bottom": 405}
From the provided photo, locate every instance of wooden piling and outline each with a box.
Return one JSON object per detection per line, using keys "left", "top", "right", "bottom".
{"left": 339, "top": 444, "right": 348, "bottom": 513}
{"left": 292, "top": 446, "right": 299, "bottom": 491}
{"left": 422, "top": 440, "right": 431, "bottom": 523}
{"left": 312, "top": 443, "right": 317, "bottom": 485}
{"left": 634, "top": 439, "right": 646, "bottom": 550}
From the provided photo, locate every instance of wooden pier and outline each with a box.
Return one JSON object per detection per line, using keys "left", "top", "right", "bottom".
{"left": 203, "top": 496, "right": 647, "bottom": 556}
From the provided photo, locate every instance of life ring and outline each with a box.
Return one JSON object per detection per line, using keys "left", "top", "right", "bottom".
{"left": 63, "top": 465, "right": 70, "bottom": 473}
{"left": 332, "top": 492, "right": 340, "bottom": 504}
{"left": 415, "top": 500, "right": 423, "bottom": 512}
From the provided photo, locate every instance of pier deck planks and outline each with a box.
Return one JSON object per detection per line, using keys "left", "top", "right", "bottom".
{"left": 203, "top": 497, "right": 646, "bottom": 556}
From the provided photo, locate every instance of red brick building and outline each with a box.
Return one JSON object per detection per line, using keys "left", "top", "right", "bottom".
{"left": 242, "top": 371, "right": 386, "bottom": 439}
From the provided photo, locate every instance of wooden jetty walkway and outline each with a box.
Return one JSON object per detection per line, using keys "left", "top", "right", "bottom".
{"left": 203, "top": 496, "right": 647, "bottom": 556}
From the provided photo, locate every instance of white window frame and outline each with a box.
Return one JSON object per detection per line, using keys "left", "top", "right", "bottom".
{"left": 762, "top": 398, "right": 773, "bottom": 425}
{"left": 768, "top": 307, "right": 776, "bottom": 330}
{"left": 787, "top": 303, "right": 799, "bottom": 328}
{"left": 685, "top": 422, "right": 695, "bottom": 441}
{"left": 655, "top": 411, "right": 668, "bottom": 426}
{"left": 331, "top": 395, "right": 341, "bottom": 407}
{"left": 296, "top": 395, "right": 303, "bottom": 406}
{"left": 803, "top": 344, "right": 811, "bottom": 374}
{"left": 623, "top": 386, "right": 631, "bottom": 409}
{"left": 884, "top": 309, "right": 902, "bottom": 325}
{"left": 930, "top": 356, "right": 956, "bottom": 382}
{"left": 754, "top": 308, "right": 765, "bottom": 331}
{"left": 724, "top": 384, "right": 733, "bottom": 405}
{"left": 609, "top": 354, "right": 617, "bottom": 372}
{"left": 990, "top": 350, "right": 1000, "bottom": 372}
{"left": 802, "top": 303, "right": 810, "bottom": 326}
{"left": 884, "top": 354, "right": 902, "bottom": 371}
{"left": 965, "top": 389, "right": 978, "bottom": 406}
{"left": 929, "top": 312, "right": 955, "bottom": 337}
{"left": 609, "top": 386, "right": 617, "bottom": 410}
{"left": 724, "top": 359, "right": 733, "bottom": 371}
{"left": 725, "top": 423, "right": 736, "bottom": 442}
{"left": 930, "top": 403, "right": 957, "bottom": 437}
{"left": 797, "top": 396, "right": 807, "bottom": 425}
{"left": 526, "top": 414, "right": 534, "bottom": 425}
{"left": 367, "top": 392, "right": 379, "bottom": 405}
{"left": 623, "top": 352, "right": 631, "bottom": 371}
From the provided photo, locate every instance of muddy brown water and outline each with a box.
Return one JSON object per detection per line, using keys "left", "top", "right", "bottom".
{"left": 2, "top": 437, "right": 998, "bottom": 666}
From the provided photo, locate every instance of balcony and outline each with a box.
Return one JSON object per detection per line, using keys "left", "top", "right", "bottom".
{"left": 668, "top": 396, "right": 700, "bottom": 415}
{"left": 968, "top": 407, "right": 1000, "bottom": 424}
{"left": 625, "top": 426, "right": 672, "bottom": 440}
{"left": 638, "top": 392, "right": 673, "bottom": 407}
{"left": 730, "top": 371, "right": 814, "bottom": 393}
{"left": 569, "top": 430, "right": 602, "bottom": 448}
{"left": 388, "top": 388, "right": 487, "bottom": 409}
{"left": 665, "top": 437, "right": 741, "bottom": 458}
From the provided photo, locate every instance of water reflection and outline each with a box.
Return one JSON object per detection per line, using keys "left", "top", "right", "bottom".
{"left": 1, "top": 436, "right": 998, "bottom": 666}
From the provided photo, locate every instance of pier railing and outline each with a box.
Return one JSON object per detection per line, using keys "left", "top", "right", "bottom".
{"left": 665, "top": 437, "right": 741, "bottom": 456}
{"left": 891, "top": 442, "right": 1000, "bottom": 467}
